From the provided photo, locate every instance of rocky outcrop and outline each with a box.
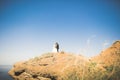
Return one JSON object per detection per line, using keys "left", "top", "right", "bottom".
{"left": 9, "top": 52, "right": 88, "bottom": 80}
{"left": 9, "top": 41, "right": 120, "bottom": 80}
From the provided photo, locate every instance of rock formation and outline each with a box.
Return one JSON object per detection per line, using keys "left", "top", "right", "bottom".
{"left": 9, "top": 40, "right": 120, "bottom": 80}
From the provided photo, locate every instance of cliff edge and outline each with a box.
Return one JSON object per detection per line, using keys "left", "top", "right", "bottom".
{"left": 9, "top": 40, "right": 120, "bottom": 80}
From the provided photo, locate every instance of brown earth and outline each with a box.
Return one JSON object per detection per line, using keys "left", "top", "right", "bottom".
{"left": 8, "top": 40, "right": 120, "bottom": 80}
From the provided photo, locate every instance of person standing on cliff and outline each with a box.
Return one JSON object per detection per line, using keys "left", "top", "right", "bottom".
{"left": 52, "top": 42, "right": 59, "bottom": 53}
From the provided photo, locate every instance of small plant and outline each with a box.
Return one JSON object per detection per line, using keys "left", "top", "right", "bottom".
{"left": 60, "top": 66, "right": 82, "bottom": 80}
{"left": 105, "top": 65, "right": 113, "bottom": 72}
{"left": 88, "top": 61, "right": 97, "bottom": 69}
{"left": 60, "top": 51, "right": 65, "bottom": 54}
{"left": 34, "top": 57, "right": 40, "bottom": 61}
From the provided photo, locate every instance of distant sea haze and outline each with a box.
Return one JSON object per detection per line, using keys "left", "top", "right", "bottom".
{"left": 0, "top": 65, "right": 13, "bottom": 80}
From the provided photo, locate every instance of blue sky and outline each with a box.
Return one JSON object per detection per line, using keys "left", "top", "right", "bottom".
{"left": 0, "top": 0, "right": 120, "bottom": 65}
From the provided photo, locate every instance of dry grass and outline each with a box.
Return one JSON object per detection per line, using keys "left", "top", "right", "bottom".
{"left": 9, "top": 40, "right": 120, "bottom": 80}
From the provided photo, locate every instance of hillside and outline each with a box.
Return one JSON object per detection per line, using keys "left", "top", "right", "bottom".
{"left": 8, "top": 40, "right": 120, "bottom": 80}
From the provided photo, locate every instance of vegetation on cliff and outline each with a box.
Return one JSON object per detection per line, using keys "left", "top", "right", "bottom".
{"left": 9, "top": 41, "right": 120, "bottom": 80}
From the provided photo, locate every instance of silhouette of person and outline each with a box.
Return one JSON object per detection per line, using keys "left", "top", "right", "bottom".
{"left": 55, "top": 42, "right": 59, "bottom": 52}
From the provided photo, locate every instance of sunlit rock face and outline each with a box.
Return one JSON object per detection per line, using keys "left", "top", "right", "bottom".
{"left": 9, "top": 40, "right": 120, "bottom": 80}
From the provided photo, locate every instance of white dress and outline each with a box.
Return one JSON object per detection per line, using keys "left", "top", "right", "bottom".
{"left": 52, "top": 44, "right": 58, "bottom": 53}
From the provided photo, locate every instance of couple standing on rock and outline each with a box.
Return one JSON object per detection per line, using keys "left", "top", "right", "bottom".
{"left": 52, "top": 42, "right": 59, "bottom": 53}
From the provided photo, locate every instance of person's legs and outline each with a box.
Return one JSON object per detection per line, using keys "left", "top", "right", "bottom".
{"left": 57, "top": 48, "right": 59, "bottom": 52}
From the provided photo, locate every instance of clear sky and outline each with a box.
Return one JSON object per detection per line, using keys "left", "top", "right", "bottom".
{"left": 0, "top": 0, "right": 120, "bottom": 65}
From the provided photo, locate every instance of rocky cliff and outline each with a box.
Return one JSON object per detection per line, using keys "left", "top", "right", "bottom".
{"left": 9, "top": 40, "right": 120, "bottom": 80}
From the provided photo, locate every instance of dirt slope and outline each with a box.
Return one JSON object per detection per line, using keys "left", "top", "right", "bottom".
{"left": 9, "top": 40, "right": 120, "bottom": 80}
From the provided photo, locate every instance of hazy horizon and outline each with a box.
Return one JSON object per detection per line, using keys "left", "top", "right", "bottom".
{"left": 0, "top": 0, "right": 120, "bottom": 65}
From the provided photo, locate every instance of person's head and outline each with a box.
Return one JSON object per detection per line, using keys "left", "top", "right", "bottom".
{"left": 55, "top": 42, "right": 58, "bottom": 45}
